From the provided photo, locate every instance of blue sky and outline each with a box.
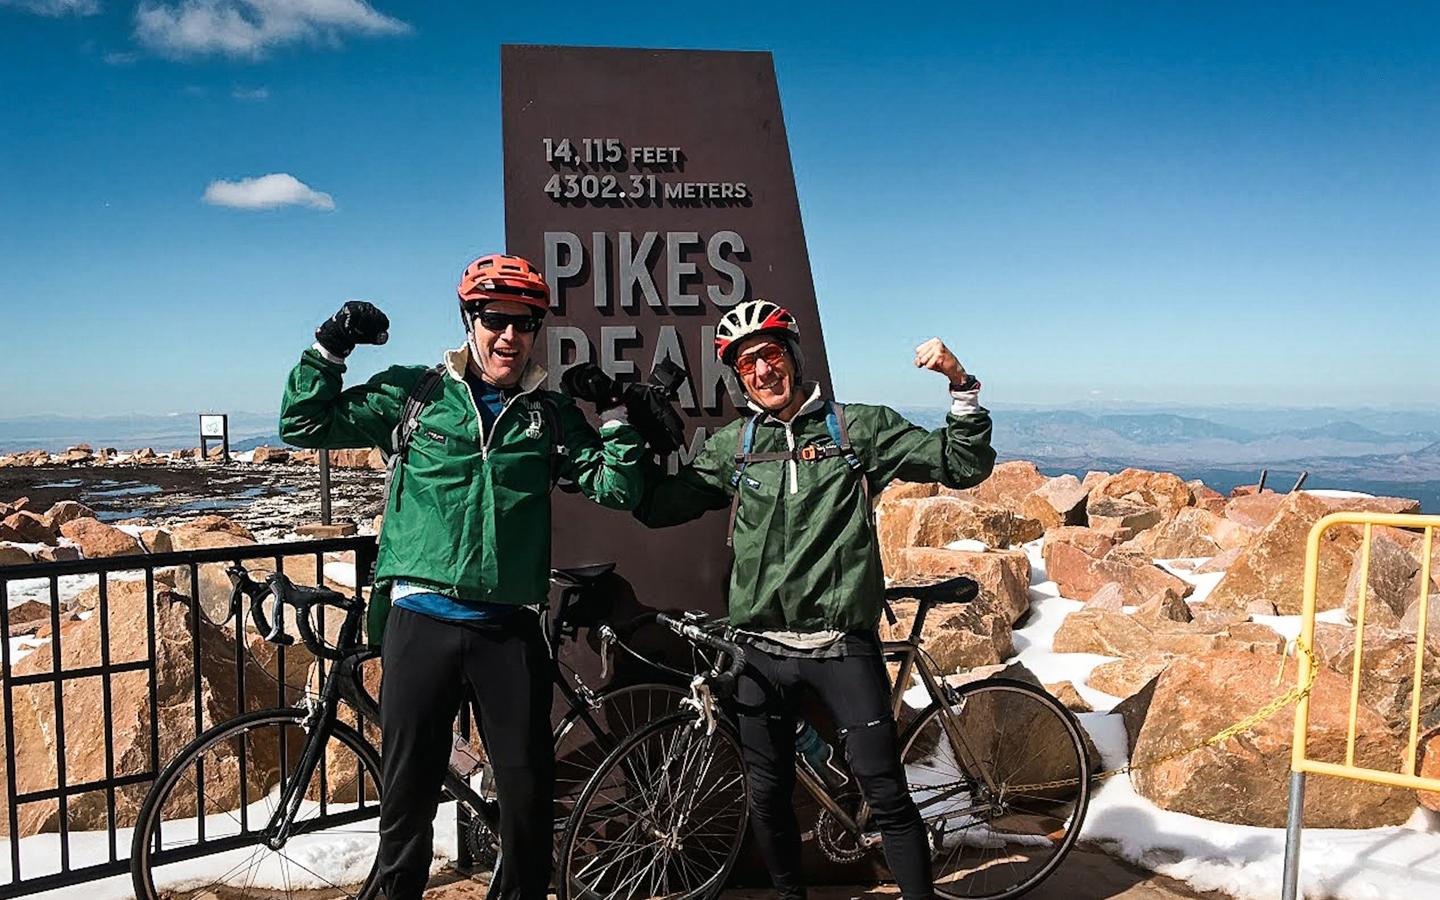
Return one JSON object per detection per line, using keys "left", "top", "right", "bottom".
{"left": 2, "top": 1, "right": 1437, "bottom": 418}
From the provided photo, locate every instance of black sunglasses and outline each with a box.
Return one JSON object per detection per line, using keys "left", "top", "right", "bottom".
{"left": 474, "top": 310, "right": 544, "bottom": 334}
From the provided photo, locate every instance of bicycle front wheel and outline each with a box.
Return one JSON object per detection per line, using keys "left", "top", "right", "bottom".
{"left": 900, "top": 678, "right": 1091, "bottom": 900}
{"left": 553, "top": 682, "right": 687, "bottom": 812}
{"left": 559, "top": 711, "right": 748, "bottom": 900}
{"left": 131, "top": 707, "right": 385, "bottom": 900}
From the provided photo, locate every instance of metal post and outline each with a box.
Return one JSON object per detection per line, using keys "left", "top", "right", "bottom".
{"left": 1258, "top": 468, "right": 1269, "bottom": 493}
{"left": 319, "top": 449, "right": 333, "bottom": 525}
{"left": 1291, "top": 471, "right": 1309, "bottom": 492}
{"left": 1281, "top": 770, "right": 1306, "bottom": 900}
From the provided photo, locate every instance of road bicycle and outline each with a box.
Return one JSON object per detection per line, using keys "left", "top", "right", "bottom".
{"left": 558, "top": 575, "right": 1094, "bottom": 900}
{"left": 129, "top": 562, "right": 687, "bottom": 900}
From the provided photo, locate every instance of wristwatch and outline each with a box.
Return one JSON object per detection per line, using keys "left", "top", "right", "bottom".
{"left": 950, "top": 373, "right": 980, "bottom": 392}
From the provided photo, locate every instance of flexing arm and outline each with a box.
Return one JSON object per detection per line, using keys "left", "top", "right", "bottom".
{"left": 556, "top": 398, "right": 648, "bottom": 510}
{"left": 278, "top": 349, "right": 415, "bottom": 450}
{"left": 860, "top": 338, "right": 996, "bottom": 489}
{"left": 632, "top": 424, "right": 735, "bottom": 528}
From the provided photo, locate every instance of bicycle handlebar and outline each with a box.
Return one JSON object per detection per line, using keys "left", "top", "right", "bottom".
{"left": 226, "top": 565, "right": 361, "bottom": 661}
{"left": 655, "top": 613, "right": 747, "bottom": 699}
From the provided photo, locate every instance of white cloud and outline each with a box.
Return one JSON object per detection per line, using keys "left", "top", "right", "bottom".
{"left": 232, "top": 85, "right": 268, "bottom": 100}
{"left": 202, "top": 173, "right": 335, "bottom": 211}
{"left": 103, "top": 51, "right": 139, "bottom": 64}
{"left": 134, "top": 0, "right": 408, "bottom": 58}
{"left": 1, "top": 0, "right": 101, "bottom": 15}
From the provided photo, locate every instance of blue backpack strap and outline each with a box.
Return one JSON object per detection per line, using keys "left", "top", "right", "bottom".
{"left": 729, "top": 416, "right": 760, "bottom": 487}
{"left": 825, "top": 401, "right": 863, "bottom": 471}
{"left": 726, "top": 416, "right": 761, "bottom": 547}
{"left": 827, "top": 402, "right": 874, "bottom": 527}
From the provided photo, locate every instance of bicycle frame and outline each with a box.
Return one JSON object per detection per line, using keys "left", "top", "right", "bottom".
{"left": 795, "top": 596, "right": 1004, "bottom": 839}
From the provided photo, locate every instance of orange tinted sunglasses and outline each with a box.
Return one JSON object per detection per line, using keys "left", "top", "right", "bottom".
{"left": 733, "top": 344, "right": 788, "bottom": 377}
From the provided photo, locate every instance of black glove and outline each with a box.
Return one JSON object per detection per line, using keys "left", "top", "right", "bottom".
{"left": 315, "top": 301, "right": 390, "bottom": 358}
{"left": 560, "top": 363, "right": 625, "bottom": 412}
{"left": 624, "top": 382, "right": 687, "bottom": 455}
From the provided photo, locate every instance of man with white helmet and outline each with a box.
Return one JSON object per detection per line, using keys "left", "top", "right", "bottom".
{"left": 635, "top": 299, "right": 995, "bottom": 900}
{"left": 280, "top": 254, "right": 645, "bottom": 900}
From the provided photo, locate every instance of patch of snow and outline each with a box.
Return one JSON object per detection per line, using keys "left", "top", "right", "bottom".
{"left": 944, "top": 538, "right": 989, "bottom": 552}
{"left": 325, "top": 561, "right": 358, "bottom": 589}
{"left": 7, "top": 635, "right": 46, "bottom": 665}
{"left": 1304, "top": 489, "right": 1376, "bottom": 501}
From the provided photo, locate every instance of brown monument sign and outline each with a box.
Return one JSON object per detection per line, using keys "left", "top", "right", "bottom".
{"left": 502, "top": 44, "right": 829, "bottom": 615}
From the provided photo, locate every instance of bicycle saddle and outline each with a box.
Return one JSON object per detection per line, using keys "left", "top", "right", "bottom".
{"left": 551, "top": 562, "right": 616, "bottom": 588}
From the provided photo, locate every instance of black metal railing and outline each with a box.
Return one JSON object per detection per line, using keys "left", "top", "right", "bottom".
{"left": 0, "top": 536, "right": 378, "bottom": 897}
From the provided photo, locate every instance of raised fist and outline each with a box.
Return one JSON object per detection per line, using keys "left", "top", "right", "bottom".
{"left": 913, "top": 338, "right": 966, "bottom": 385}
{"left": 316, "top": 301, "right": 390, "bottom": 358}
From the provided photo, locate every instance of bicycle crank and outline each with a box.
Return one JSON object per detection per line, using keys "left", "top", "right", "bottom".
{"left": 465, "top": 816, "right": 500, "bottom": 871}
{"left": 814, "top": 808, "right": 874, "bottom": 863}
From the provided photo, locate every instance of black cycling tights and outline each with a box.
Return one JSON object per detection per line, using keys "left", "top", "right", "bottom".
{"left": 734, "top": 645, "right": 934, "bottom": 900}
{"left": 376, "top": 607, "right": 553, "bottom": 900}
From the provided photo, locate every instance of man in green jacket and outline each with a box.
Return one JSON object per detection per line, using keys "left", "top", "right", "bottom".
{"left": 635, "top": 299, "right": 995, "bottom": 900}
{"left": 280, "top": 254, "right": 645, "bottom": 900}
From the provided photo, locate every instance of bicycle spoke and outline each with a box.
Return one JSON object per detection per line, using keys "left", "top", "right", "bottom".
{"left": 135, "top": 711, "right": 382, "bottom": 900}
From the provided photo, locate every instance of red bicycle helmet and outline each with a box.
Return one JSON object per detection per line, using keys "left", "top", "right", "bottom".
{"left": 457, "top": 254, "right": 550, "bottom": 313}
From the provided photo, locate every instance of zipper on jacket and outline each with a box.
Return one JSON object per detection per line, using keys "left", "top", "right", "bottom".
{"left": 461, "top": 372, "right": 544, "bottom": 459}
{"left": 782, "top": 420, "right": 798, "bottom": 495}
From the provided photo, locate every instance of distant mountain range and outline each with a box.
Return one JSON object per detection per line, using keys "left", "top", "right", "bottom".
{"left": 0, "top": 413, "right": 278, "bottom": 454}
{"left": 890, "top": 407, "right": 1440, "bottom": 483}
{"left": 7, "top": 407, "right": 1440, "bottom": 484}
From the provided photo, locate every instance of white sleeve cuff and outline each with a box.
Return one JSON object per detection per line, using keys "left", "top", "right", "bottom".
{"left": 949, "top": 382, "right": 982, "bottom": 416}
{"left": 312, "top": 342, "right": 347, "bottom": 365}
{"left": 598, "top": 406, "right": 629, "bottom": 428}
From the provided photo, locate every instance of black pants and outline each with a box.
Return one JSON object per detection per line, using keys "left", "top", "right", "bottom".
{"left": 376, "top": 607, "right": 554, "bottom": 900}
{"left": 734, "top": 644, "right": 933, "bottom": 900}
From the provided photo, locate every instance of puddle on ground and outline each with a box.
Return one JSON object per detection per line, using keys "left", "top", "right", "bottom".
{"left": 89, "top": 484, "right": 163, "bottom": 498}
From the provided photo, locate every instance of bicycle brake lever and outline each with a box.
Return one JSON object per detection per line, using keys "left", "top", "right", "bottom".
{"left": 266, "top": 583, "right": 291, "bottom": 645}
{"left": 598, "top": 625, "right": 614, "bottom": 681}
{"left": 683, "top": 675, "right": 717, "bottom": 736}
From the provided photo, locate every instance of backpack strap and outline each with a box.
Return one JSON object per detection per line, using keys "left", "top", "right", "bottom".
{"left": 724, "top": 404, "right": 874, "bottom": 546}
{"left": 726, "top": 416, "right": 761, "bottom": 547}
{"left": 827, "top": 401, "right": 874, "bottom": 528}
{"left": 382, "top": 364, "right": 446, "bottom": 513}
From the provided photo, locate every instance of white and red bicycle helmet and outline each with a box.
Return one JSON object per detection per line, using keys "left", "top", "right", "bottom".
{"left": 714, "top": 299, "right": 800, "bottom": 365}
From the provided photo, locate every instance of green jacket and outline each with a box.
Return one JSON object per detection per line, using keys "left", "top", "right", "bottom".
{"left": 635, "top": 384, "right": 995, "bottom": 632}
{"left": 280, "top": 346, "right": 645, "bottom": 623}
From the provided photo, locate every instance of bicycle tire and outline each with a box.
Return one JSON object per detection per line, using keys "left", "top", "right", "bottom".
{"left": 899, "top": 677, "right": 1091, "bottom": 900}
{"left": 552, "top": 682, "right": 688, "bottom": 815}
{"left": 558, "top": 711, "right": 749, "bottom": 900}
{"left": 130, "top": 707, "right": 385, "bottom": 900}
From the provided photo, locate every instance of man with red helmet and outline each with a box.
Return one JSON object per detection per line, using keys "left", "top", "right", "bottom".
{"left": 636, "top": 299, "right": 996, "bottom": 900}
{"left": 280, "top": 254, "right": 645, "bottom": 900}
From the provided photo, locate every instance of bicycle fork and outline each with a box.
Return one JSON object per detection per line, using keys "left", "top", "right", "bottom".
{"left": 263, "top": 691, "right": 344, "bottom": 849}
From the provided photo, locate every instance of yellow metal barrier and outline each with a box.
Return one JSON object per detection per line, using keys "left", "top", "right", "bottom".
{"left": 1283, "top": 511, "right": 1440, "bottom": 899}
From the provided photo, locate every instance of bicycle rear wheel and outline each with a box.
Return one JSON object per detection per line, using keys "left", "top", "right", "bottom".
{"left": 899, "top": 678, "right": 1091, "bottom": 900}
{"left": 558, "top": 711, "right": 748, "bottom": 900}
{"left": 130, "top": 707, "right": 384, "bottom": 900}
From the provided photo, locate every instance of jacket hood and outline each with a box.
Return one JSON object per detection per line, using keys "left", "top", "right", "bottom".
{"left": 746, "top": 381, "right": 826, "bottom": 421}
{"left": 444, "top": 344, "right": 548, "bottom": 394}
